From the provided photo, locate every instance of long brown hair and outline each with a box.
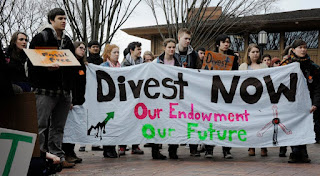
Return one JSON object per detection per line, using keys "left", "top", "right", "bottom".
{"left": 73, "top": 41, "right": 87, "bottom": 62}
{"left": 9, "top": 31, "right": 28, "bottom": 61}
{"left": 243, "top": 43, "right": 261, "bottom": 65}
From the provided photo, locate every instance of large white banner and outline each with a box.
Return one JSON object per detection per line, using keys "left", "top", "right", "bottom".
{"left": 63, "top": 62, "right": 315, "bottom": 147}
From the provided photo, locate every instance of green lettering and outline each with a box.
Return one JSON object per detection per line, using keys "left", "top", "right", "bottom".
{"left": 208, "top": 123, "right": 215, "bottom": 140}
{"left": 158, "top": 128, "right": 166, "bottom": 138}
{"left": 0, "top": 133, "right": 33, "bottom": 176}
{"left": 198, "top": 131, "right": 207, "bottom": 141}
{"left": 228, "top": 130, "right": 237, "bottom": 141}
{"left": 142, "top": 124, "right": 155, "bottom": 139}
{"left": 217, "top": 130, "right": 227, "bottom": 140}
{"left": 168, "top": 128, "right": 175, "bottom": 137}
{"left": 187, "top": 123, "right": 198, "bottom": 139}
{"left": 238, "top": 129, "right": 247, "bottom": 141}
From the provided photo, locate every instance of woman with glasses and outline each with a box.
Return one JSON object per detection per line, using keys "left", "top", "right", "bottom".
{"left": 62, "top": 41, "right": 87, "bottom": 164}
{"left": 4, "top": 31, "right": 30, "bottom": 92}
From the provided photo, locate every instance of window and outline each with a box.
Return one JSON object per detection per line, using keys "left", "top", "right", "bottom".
{"left": 229, "top": 35, "right": 244, "bottom": 51}
{"left": 249, "top": 33, "right": 280, "bottom": 50}
{"left": 285, "top": 31, "right": 319, "bottom": 49}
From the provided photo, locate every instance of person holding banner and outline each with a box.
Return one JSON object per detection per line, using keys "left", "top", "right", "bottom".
{"left": 62, "top": 41, "right": 87, "bottom": 164}
{"left": 100, "top": 44, "right": 121, "bottom": 158}
{"left": 280, "top": 39, "right": 320, "bottom": 163}
{"left": 155, "top": 38, "right": 182, "bottom": 159}
{"left": 215, "top": 34, "right": 239, "bottom": 70}
{"left": 27, "top": 8, "right": 76, "bottom": 168}
{"left": 210, "top": 34, "right": 242, "bottom": 159}
{"left": 119, "top": 42, "right": 144, "bottom": 155}
{"left": 239, "top": 43, "right": 268, "bottom": 157}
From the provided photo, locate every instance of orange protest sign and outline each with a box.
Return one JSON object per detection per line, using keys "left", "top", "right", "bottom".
{"left": 23, "top": 49, "right": 80, "bottom": 67}
{"left": 201, "top": 51, "right": 234, "bottom": 70}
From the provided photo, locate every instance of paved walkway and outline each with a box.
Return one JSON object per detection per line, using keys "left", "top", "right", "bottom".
{"left": 60, "top": 144, "right": 320, "bottom": 176}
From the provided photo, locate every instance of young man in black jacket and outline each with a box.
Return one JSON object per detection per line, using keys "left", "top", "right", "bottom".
{"left": 27, "top": 8, "right": 75, "bottom": 168}
{"left": 86, "top": 40, "right": 103, "bottom": 65}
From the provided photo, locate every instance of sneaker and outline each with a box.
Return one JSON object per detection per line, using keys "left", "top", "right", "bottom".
{"left": 261, "top": 148, "right": 268, "bottom": 157}
{"left": 119, "top": 147, "right": 126, "bottom": 156}
{"left": 248, "top": 148, "right": 255, "bottom": 156}
{"left": 79, "top": 146, "right": 85, "bottom": 152}
{"left": 204, "top": 151, "right": 213, "bottom": 158}
{"left": 61, "top": 161, "right": 75, "bottom": 168}
{"left": 195, "top": 151, "right": 201, "bottom": 157}
{"left": 223, "top": 151, "right": 233, "bottom": 159}
{"left": 131, "top": 147, "right": 144, "bottom": 154}
{"left": 92, "top": 146, "right": 103, "bottom": 151}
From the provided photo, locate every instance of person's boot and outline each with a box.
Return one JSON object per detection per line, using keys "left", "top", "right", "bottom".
{"left": 301, "top": 153, "right": 311, "bottom": 163}
{"left": 103, "top": 146, "right": 118, "bottom": 158}
{"left": 288, "top": 152, "right": 299, "bottom": 163}
{"left": 248, "top": 148, "right": 255, "bottom": 156}
{"left": 168, "top": 145, "right": 178, "bottom": 159}
{"left": 261, "top": 148, "right": 268, "bottom": 157}
{"left": 279, "top": 146, "right": 287, "bottom": 157}
{"left": 152, "top": 144, "right": 166, "bottom": 160}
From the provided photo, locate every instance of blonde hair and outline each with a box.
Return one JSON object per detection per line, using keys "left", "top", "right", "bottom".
{"left": 143, "top": 51, "right": 154, "bottom": 59}
{"left": 102, "top": 44, "right": 119, "bottom": 62}
{"left": 243, "top": 43, "right": 261, "bottom": 65}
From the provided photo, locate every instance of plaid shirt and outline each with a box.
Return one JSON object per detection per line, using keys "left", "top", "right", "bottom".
{"left": 33, "top": 88, "right": 71, "bottom": 97}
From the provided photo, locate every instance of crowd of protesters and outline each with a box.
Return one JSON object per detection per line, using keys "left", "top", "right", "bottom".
{"left": 1, "top": 7, "right": 320, "bottom": 175}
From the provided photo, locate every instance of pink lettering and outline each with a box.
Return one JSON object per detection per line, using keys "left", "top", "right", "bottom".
{"left": 170, "top": 103, "right": 178, "bottom": 118}
{"left": 134, "top": 103, "right": 147, "bottom": 119}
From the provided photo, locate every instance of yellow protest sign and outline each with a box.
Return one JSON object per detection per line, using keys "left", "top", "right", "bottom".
{"left": 201, "top": 51, "right": 234, "bottom": 70}
{"left": 23, "top": 49, "right": 80, "bottom": 67}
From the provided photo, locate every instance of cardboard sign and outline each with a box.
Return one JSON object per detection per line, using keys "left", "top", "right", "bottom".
{"left": 24, "top": 49, "right": 80, "bottom": 67}
{"left": 0, "top": 92, "right": 40, "bottom": 157}
{"left": 0, "top": 128, "right": 37, "bottom": 176}
{"left": 201, "top": 51, "right": 234, "bottom": 70}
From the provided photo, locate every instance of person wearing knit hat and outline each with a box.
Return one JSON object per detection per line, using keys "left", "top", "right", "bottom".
{"left": 87, "top": 40, "right": 103, "bottom": 65}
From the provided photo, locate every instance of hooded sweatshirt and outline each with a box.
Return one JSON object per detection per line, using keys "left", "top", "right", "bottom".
{"left": 27, "top": 24, "right": 75, "bottom": 92}
{"left": 121, "top": 53, "right": 143, "bottom": 67}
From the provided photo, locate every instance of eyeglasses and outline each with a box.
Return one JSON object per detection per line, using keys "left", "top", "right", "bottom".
{"left": 79, "top": 46, "right": 86, "bottom": 51}
{"left": 275, "top": 61, "right": 280, "bottom": 64}
{"left": 18, "top": 38, "right": 28, "bottom": 42}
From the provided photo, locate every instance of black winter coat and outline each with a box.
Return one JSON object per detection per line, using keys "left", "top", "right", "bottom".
{"left": 28, "top": 27, "right": 75, "bottom": 91}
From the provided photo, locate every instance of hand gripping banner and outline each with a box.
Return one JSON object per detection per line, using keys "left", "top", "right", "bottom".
{"left": 63, "top": 62, "right": 315, "bottom": 147}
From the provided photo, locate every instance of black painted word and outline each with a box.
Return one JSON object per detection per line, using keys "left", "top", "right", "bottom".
{"left": 96, "top": 71, "right": 188, "bottom": 102}
{"left": 211, "top": 73, "right": 297, "bottom": 104}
